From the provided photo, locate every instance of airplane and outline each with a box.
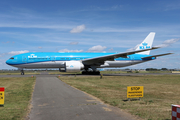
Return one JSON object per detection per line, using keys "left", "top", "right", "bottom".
{"left": 6, "top": 32, "right": 172, "bottom": 75}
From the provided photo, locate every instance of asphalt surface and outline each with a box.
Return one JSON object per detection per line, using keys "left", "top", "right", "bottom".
{"left": 0, "top": 72, "right": 178, "bottom": 78}
{"left": 28, "top": 76, "right": 135, "bottom": 120}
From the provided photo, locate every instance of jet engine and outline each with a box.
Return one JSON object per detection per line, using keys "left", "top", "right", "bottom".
{"left": 59, "top": 61, "right": 84, "bottom": 72}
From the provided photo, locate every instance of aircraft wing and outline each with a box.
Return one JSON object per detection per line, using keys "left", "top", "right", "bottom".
{"left": 82, "top": 47, "right": 159, "bottom": 66}
{"left": 141, "top": 53, "right": 173, "bottom": 59}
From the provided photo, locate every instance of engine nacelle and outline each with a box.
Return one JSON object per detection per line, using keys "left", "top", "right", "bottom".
{"left": 59, "top": 61, "right": 84, "bottom": 72}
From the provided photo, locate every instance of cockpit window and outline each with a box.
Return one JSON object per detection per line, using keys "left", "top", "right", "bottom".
{"left": 10, "top": 57, "right": 14, "bottom": 59}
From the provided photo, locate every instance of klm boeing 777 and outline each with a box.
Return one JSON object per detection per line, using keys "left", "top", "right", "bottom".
{"left": 6, "top": 32, "right": 172, "bottom": 75}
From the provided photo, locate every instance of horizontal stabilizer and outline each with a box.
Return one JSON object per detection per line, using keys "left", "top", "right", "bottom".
{"left": 141, "top": 53, "right": 173, "bottom": 59}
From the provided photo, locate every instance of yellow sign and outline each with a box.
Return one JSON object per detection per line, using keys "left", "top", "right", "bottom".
{"left": 0, "top": 87, "right": 5, "bottom": 105}
{"left": 127, "top": 86, "right": 143, "bottom": 98}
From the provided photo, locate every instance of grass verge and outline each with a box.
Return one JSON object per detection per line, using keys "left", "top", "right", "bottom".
{"left": 48, "top": 71, "right": 81, "bottom": 75}
{"left": 59, "top": 75, "right": 180, "bottom": 120}
{"left": 0, "top": 71, "right": 40, "bottom": 75}
{"left": 0, "top": 77, "right": 35, "bottom": 120}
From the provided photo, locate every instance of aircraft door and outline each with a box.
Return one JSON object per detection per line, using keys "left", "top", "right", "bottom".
{"left": 50, "top": 56, "right": 56, "bottom": 67}
{"left": 131, "top": 56, "right": 134, "bottom": 62}
{"left": 22, "top": 56, "right": 27, "bottom": 63}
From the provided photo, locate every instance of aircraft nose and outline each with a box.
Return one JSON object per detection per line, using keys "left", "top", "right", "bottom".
{"left": 6, "top": 60, "right": 11, "bottom": 65}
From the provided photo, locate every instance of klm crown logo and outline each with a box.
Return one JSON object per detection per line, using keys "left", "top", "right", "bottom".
{"left": 28, "top": 54, "right": 37, "bottom": 58}
{"left": 139, "top": 42, "right": 150, "bottom": 49}
{"left": 142, "top": 42, "right": 148, "bottom": 46}
{"left": 70, "top": 65, "right": 74, "bottom": 67}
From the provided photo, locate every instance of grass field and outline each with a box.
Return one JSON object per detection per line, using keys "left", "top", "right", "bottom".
{"left": 59, "top": 75, "right": 180, "bottom": 120}
{"left": 0, "top": 77, "right": 35, "bottom": 120}
{"left": 0, "top": 71, "right": 40, "bottom": 75}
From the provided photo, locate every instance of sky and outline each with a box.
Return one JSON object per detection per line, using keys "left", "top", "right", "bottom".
{"left": 1, "top": 0, "right": 180, "bottom": 69}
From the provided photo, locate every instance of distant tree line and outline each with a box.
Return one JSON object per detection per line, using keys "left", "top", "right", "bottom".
{"left": 146, "top": 68, "right": 169, "bottom": 71}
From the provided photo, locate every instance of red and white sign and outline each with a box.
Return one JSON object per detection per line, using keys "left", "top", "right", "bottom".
{"left": 0, "top": 87, "right": 5, "bottom": 105}
{"left": 172, "top": 104, "right": 180, "bottom": 120}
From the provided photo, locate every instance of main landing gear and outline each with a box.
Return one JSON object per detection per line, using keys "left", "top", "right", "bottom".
{"left": 82, "top": 71, "right": 100, "bottom": 75}
{"left": 21, "top": 70, "right": 24, "bottom": 75}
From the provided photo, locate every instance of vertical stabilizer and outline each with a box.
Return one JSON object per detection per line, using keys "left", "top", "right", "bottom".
{"left": 136, "top": 32, "right": 155, "bottom": 55}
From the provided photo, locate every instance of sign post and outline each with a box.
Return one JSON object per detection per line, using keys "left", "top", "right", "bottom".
{"left": 127, "top": 86, "right": 143, "bottom": 101}
{"left": 0, "top": 87, "right": 5, "bottom": 105}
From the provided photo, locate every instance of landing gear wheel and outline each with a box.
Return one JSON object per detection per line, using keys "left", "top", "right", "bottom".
{"left": 21, "top": 71, "right": 24, "bottom": 75}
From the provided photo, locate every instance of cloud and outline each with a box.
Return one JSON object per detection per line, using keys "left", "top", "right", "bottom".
{"left": 85, "top": 5, "right": 124, "bottom": 11}
{"left": 157, "top": 38, "right": 180, "bottom": 47}
{"left": 93, "top": 28, "right": 144, "bottom": 33}
{"left": 0, "top": 23, "right": 72, "bottom": 30}
{"left": 38, "top": 46, "right": 42, "bottom": 49}
{"left": 87, "top": 45, "right": 107, "bottom": 52}
{"left": 1, "top": 41, "right": 15, "bottom": 44}
{"left": 70, "top": 24, "right": 85, "bottom": 33}
{"left": 58, "top": 49, "right": 83, "bottom": 52}
{"left": 0, "top": 59, "right": 4, "bottom": 65}
{"left": 164, "top": 3, "right": 180, "bottom": 11}
{"left": 8, "top": 50, "right": 29, "bottom": 55}
{"left": 109, "top": 48, "right": 114, "bottom": 51}
{"left": 111, "top": 5, "right": 123, "bottom": 10}
{"left": 69, "top": 42, "right": 79, "bottom": 45}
